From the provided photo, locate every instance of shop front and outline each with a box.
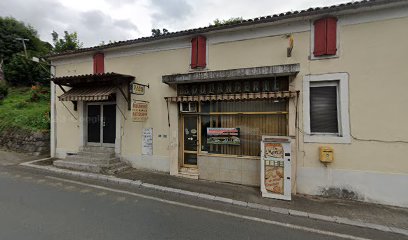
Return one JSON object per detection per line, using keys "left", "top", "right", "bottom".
{"left": 164, "top": 65, "right": 299, "bottom": 186}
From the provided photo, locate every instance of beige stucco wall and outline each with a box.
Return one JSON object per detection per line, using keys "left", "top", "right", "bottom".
{"left": 52, "top": 10, "right": 408, "bottom": 206}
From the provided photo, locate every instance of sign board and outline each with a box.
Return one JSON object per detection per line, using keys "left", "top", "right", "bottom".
{"left": 132, "top": 100, "right": 148, "bottom": 122}
{"left": 207, "top": 128, "right": 240, "bottom": 145}
{"left": 142, "top": 128, "right": 153, "bottom": 156}
{"left": 132, "top": 83, "right": 145, "bottom": 95}
{"left": 261, "top": 136, "right": 292, "bottom": 201}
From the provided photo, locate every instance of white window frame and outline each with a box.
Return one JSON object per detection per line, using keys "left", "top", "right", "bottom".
{"left": 303, "top": 73, "right": 351, "bottom": 144}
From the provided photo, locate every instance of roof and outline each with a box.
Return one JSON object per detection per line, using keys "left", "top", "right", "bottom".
{"left": 48, "top": 0, "right": 404, "bottom": 59}
{"left": 51, "top": 72, "right": 134, "bottom": 87}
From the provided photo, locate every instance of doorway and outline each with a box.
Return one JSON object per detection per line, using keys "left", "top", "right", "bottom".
{"left": 183, "top": 115, "right": 198, "bottom": 167}
{"left": 87, "top": 103, "right": 116, "bottom": 147}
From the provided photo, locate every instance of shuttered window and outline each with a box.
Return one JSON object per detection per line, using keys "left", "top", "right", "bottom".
{"left": 310, "top": 84, "right": 339, "bottom": 134}
{"left": 313, "top": 17, "right": 337, "bottom": 57}
{"left": 93, "top": 53, "right": 105, "bottom": 74}
{"left": 191, "top": 36, "right": 206, "bottom": 69}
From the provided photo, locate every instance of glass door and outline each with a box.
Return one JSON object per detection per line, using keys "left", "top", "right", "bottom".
{"left": 183, "top": 115, "right": 198, "bottom": 166}
{"left": 87, "top": 103, "right": 116, "bottom": 147}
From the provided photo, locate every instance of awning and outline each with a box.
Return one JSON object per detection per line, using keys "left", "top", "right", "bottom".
{"left": 165, "top": 91, "right": 298, "bottom": 102}
{"left": 162, "top": 64, "right": 300, "bottom": 85}
{"left": 51, "top": 72, "right": 135, "bottom": 87}
{"left": 59, "top": 86, "right": 117, "bottom": 101}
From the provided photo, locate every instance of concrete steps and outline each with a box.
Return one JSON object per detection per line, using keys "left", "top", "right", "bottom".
{"left": 53, "top": 146, "right": 130, "bottom": 174}
{"left": 178, "top": 167, "right": 199, "bottom": 180}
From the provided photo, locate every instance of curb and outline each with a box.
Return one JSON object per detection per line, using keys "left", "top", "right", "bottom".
{"left": 20, "top": 159, "right": 408, "bottom": 237}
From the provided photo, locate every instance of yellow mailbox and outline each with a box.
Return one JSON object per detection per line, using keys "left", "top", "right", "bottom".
{"left": 319, "top": 146, "right": 334, "bottom": 163}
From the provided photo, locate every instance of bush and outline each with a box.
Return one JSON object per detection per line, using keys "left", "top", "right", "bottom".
{"left": 3, "top": 54, "right": 49, "bottom": 86}
{"left": 0, "top": 82, "right": 8, "bottom": 100}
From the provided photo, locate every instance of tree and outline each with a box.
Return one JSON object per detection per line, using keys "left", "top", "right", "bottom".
{"left": 3, "top": 54, "right": 49, "bottom": 86}
{"left": 52, "top": 31, "right": 83, "bottom": 53}
{"left": 211, "top": 17, "right": 243, "bottom": 27}
{"left": 0, "top": 17, "right": 49, "bottom": 64}
{"left": 151, "top": 28, "right": 169, "bottom": 37}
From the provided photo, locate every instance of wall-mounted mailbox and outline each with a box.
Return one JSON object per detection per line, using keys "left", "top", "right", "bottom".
{"left": 319, "top": 146, "right": 334, "bottom": 163}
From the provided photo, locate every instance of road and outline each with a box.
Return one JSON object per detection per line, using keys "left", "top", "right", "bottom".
{"left": 0, "top": 163, "right": 405, "bottom": 240}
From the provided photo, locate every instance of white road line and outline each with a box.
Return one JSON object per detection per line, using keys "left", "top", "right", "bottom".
{"left": 46, "top": 176, "right": 372, "bottom": 240}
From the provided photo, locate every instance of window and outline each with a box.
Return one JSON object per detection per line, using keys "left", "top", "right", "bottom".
{"left": 200, "top": 100, "right": 288, "bottom": 157}
{"left": 310, "top": 82, "right": 339, "bottom": 134}
{"left": 93, "top": 53, "right": 104, "bottom": 74}
{"left": 191, "top": 36, "right": 206, "bottom": 69}
{"left": 303, "top": 73, "right": 350, "bottom": 143}
{"left": 313, "top": 17, "right": 337, "bottom": 57}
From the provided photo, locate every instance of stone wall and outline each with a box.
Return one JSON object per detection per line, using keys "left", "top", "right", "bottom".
{"left": 0, "top": 129, "right": 50, "bottom": 156}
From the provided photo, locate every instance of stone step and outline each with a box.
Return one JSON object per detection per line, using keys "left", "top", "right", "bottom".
{"left": 65, "top": 155, "right": 120, "bottom": 165}
{"left": 77, "top": 151, "right": 116, "bottom": 159}
{"left": 79, "top": 146, "right": 115, "bottom": 154}
{"left": 178, "top": 167, "right": 199, "bottom": 180}
{"left": 53, "top": 160, "right": 102, "bottom": 173}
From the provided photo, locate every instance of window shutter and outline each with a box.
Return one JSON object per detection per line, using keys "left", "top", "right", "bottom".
{"left": 197, "top": 36, "right": 206, "bottom": 68}
{"left": 313, "top": 18, "right": 327, "bottom": 57}
{"left": 191, "top": 37, "right": 198, "bottom": 69}
{"left": 326, "top": 17, "right": 337, "bottom": 55}
{"left": 93, "top": 53, "right": 104, "bottom": 74}
{"left": 310, "top": 86, "right": 339, "bottom": 133}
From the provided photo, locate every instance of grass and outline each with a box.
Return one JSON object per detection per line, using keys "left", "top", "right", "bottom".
{"left": 0, "top": 87, "right": 50, "bottom": 133}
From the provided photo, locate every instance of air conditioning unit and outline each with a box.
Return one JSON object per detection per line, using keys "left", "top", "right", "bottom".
{"left": 180, "top": 102, "right": 197, "bottom": 113}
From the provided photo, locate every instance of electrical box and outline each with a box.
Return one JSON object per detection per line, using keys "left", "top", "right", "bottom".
{"left": 319, "top": 146, "right": 334, "bottom": 163}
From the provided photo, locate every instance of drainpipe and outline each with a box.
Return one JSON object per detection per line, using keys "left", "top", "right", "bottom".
{"left": 50, "top": 64, "right": 56, "bottom": 158}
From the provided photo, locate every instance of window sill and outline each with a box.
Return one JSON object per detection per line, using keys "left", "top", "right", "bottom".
{"left": 198, "top": 152, "right": 260, "bottom": 160}
{"left": 309, "top": 55, "right": 339, "bottom": 61}
{"left": 304, "top": 134, "right": 351, "bottom": 144}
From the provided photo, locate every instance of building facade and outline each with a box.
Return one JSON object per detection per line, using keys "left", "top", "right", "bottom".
{"left": 49, "top": 0, "right": 408, "bottom": 207}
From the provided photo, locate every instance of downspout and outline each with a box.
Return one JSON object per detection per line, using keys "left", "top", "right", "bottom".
{"left": 50, "top": 64, "right": 56, "bottom": 158}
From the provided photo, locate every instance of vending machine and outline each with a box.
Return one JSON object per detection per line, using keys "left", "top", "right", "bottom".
{"left": 260, "top": 136, "right": 292, "bottom": 201}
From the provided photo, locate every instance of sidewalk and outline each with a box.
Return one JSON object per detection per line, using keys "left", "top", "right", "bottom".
{"left": 21, "top": 158, "right": 408, "bottom": 236}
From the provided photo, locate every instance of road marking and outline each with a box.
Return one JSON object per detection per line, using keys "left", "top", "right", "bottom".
{"left": 46, "top": 176, "right": 371, "bottom": 240}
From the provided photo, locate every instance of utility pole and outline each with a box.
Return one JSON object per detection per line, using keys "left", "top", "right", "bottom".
{"left": 15, "top": 38, "right": 30, "bottom": 58}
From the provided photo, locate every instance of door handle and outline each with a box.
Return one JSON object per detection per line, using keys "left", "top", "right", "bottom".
{"left": 103, "top": 121, "right": 106, "bottom": 127}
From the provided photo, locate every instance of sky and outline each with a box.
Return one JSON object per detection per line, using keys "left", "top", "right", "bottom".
{"left": 0, "top": 0, "right": 351, "bottom": 47}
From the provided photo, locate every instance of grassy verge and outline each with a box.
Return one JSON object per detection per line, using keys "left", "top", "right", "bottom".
{"left": 0, "top": 87, "right": 50, "bottom": 133}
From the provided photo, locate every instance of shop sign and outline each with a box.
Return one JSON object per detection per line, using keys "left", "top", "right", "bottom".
{"left": 132, "top": 83, "right": 145, "bottom": 95}
{"left": 142, "top": 128, "right": 153, "bottom": 156}
{"left": 207, "top": 128, "right": 240, "bottom": 145}
{"left": 132, "top": 100, "right": 148, "bottom": 122}
{"left": 261, "top": 136, "right": 292, "bottom": 201}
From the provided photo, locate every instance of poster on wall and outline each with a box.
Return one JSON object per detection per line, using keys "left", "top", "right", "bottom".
{"left": 207, "top": 128, "right": 240, "bottom": 145}
{"left": 132, "top": 100, "right": 148, "bottom": 122}
{"left": 261, "top": 136, "right": 292, "bottom": 201}
{"left": 142, "top": 128, "right": 153, "bottom": 156}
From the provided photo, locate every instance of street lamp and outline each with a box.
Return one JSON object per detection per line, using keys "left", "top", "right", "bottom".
{"left": 15, "top": 38, "right": 30, "bottom": 58}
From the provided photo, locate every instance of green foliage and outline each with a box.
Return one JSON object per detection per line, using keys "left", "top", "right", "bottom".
{"left": 0, "top": 17, "right": 50, "bottom": 64}
{"left": 211, "top": 17, "right": 244, "bottom": 26}
{"left": 0, "top": 87, "right": 50, "bottom": 132}
{"left": 0, "top": 81, "right": 8, "bottom": 100}
{"left": 3, "top": 54, "right": 49, "bottom": 86}
{"left": 151, "top": 28, "right": 169, "bottom": 37}
{"left": 52, "top": 31, "right": 83, "bottom": 53}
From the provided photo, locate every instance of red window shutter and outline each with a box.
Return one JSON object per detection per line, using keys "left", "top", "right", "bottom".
{"left": 326, "top": 17, "right": 337, "bottom": 55}
{"left": 93, "top": 53, "right": 104, "bottom": 74}
{"left": 197, "top": 36, "right": 206, "bottom": 68}
{"left": 191, "top": 37, "right": 198, "bottom": 69}
{"left": 313, "top": 18, "right": 327, "bottom": 57}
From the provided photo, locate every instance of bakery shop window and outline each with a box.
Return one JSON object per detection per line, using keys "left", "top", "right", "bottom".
{"left": 200, "top": 99, "right": 288, "bottom": 157}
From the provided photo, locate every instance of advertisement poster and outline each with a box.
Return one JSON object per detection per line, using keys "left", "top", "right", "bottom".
{"left": 207, "top": 128, "right": 240, "bottom": 145}
{"left": 261, "top": 136, "right": 291, "bottom": 201}
{"left": 132, "top": 100, "right": 148, "bottom": 122}
{"left": 142, "top": 128, "right": 153, "bottom": 156}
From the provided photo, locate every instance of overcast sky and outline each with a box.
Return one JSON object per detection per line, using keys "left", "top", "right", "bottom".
{"left": 0, "top": 0, "right": 350, "bottom": 47}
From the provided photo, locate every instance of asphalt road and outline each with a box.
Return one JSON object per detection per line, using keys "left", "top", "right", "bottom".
{"left": 0, "top": 165, "right": 405, "bottom": 240}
